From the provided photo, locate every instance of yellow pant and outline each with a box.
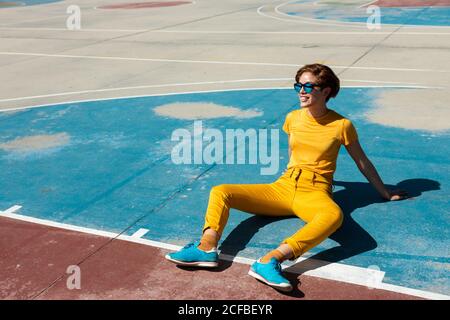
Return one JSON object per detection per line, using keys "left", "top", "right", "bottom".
{"left": 203, "top": 167, "right": 344, "bottom": 259}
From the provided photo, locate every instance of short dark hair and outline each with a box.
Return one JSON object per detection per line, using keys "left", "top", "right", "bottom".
{"left": 295, "top": 64, "right": 340, "bottom": 101}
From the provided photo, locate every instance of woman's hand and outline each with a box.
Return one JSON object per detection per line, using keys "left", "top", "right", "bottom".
{"left": 384, "top": 189, "right": 409, "bottom": 201}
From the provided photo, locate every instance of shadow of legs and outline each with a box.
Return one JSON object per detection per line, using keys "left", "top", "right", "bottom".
{"left": 284, "top": 216, "right": 377, "bottom": 274}
{"left": 285, "top": 178, "right": 440, "bottom": 274}
{"left": 218, "top": 215, "right": 292, "bottom": 270}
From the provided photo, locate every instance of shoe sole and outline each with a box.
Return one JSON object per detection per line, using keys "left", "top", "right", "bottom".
{"left": 165, "top": 254, "right": 218, "bottom": 268}
{"left": 248, "top": 269, "right": 293, "bottom": 292}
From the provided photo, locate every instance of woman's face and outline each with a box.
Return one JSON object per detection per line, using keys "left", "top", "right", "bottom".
{"left": 297, "top": 72, "right": 329, "bottom": 108}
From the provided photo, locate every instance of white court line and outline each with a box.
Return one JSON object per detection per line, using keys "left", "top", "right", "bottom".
{"left": 0, "top": 78, "right": 436, "bottom": 105}
{"left": 1, "top": 51, "right": 449, "bottom": 73}
{"left": 257, "top": 3, "right": 366, "bottom": 28}
{"left": 155, "top": 30, "right": 450, "bottom": 35}
{"left": 0, "top": 207, "right": 448, "bottom": 300}
{"left": 131, "top": 228, "right": 149, "bottom": 238}
{"left": 274, "top": 0, "right": 369, "bottom": 28}
{"left": 0, "top": 79, "right": 291, "bottom": 103}
{"left": 0, "top": 27, "right": 148, "bottom": 33}
{"left": 0, "top": 84, "right": 442, "bottom": 113}
{"left": 0, "top": 205, "right": 22, "bottom": 214}
{"left": 1, "top": 27, "right": 450, "bottom": 35}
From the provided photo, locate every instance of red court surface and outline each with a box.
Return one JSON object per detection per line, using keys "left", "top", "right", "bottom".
{"left": 0, "top": 217, "right": 422, "bottom": 300}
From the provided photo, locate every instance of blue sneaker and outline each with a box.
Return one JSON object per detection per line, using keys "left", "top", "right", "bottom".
{"left": 248, "top": 258, "right": 293, "bottom": 292}
{"left": 165, "top": 241, "right": 219, "bottom": 268}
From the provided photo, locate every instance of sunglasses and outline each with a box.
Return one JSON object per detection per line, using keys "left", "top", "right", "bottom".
{"left": 294, "top": 82, "right": 320, "bottom": 94}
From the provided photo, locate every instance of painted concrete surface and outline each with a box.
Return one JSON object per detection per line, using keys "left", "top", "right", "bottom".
{"left": 0, "top": 0, "right": 449, "bottom": 300}
{"left": 0, "top": 88, "right": 448, "bottom": 296}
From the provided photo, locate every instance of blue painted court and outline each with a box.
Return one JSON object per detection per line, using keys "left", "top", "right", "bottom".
{"left": 0, "top": 88, "right": 449, "bottom": 295}
{"left": 285, "top": 0, "right": 450, "bottom": 26}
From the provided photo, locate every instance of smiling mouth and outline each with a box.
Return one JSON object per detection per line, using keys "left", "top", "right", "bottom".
{"left": 300, "top": 96, "right": 309, "bottom": 102}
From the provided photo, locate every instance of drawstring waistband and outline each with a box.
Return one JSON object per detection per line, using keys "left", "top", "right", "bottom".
{"left": 285, "top": 167, "right": 332, "bottom": 186}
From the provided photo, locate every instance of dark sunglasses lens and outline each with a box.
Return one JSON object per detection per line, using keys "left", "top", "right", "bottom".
{"left": 304, "top": 84, "right": 314, "bottom": 93}
{"left": 295, "top": 83, "right": 315, "bottom": 93}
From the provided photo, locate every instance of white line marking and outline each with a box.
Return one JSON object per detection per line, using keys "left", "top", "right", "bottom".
{"left": 0, "top": 205, "right": 22, "bottom": 214}
{"left": 377, "top": 283, "right": 450, "bottom": 300}
{"left": 257, "top": 2, "right": 367, "bottom": 28}
{"left": 2, "top": 27, "right": 450, "bottom": 35}
{"left": 0, "top": 51, "right": 299, "bottom": 66}
{"left": 0, "top": 84, "right": 442, "bottom": 113}
{"left": 1, "top": 209, "right": 119, "bottom": 238}
{"left": 155, "top": 30, "right": 450, "bottom": 35}
{"left": 131, "top": 228, "right": 149, "bottom": 238}
{"left": 285, "top": 257, "right": 386, "bottom": 289}
{"left": 274, "top": 0, "right": 369, "bottom": 28}
{"left": 0, "top": 79, "right": 291, "bottom": 103}
{"left": 1, "top": 51, "right": 448, "bottom": 73}
{"left": 342, "top": 79, "right": 422, "bottom": 85}
{"left": 0, "top": 208, "right": 448, "bottom": 300}
{"left": 0, "top": 27, "right": 148, "bottom": 33}
{"left": 0, "top": 78, "right": 437, "bottom": 104}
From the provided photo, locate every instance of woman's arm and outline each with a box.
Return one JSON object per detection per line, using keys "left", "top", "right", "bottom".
{"left": 345, "top": 140, "right": 408, "bottom": 201}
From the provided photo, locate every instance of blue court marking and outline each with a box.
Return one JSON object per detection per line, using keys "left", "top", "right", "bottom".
{"left": 0, "top": 88, "right": 449, "bottom": 295}
{"left": 285, "top": 0, "right": 450, "bottom": 26}
{"left": 0, "top": 0, "right": 62, "bottom": 7}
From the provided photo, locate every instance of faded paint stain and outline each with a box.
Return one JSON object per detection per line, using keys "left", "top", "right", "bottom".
{"left": 0, "top": 133, "right": 70, "bottom": 152}
{"left": 153, "top": 102, "right": 262, "bottom": 120}
{"left": 365, "top": 89, "right": 450, "bottom": 132}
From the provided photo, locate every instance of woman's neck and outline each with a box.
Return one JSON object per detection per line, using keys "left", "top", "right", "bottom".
{"left": 306, "top": 105, "right": 329, "bottom": 118}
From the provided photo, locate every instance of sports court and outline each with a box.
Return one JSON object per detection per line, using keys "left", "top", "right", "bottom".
{"left": 0, "top": 0, "right": 449, "bottom": 300}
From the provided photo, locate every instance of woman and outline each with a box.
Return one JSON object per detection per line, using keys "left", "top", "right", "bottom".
{"left": 165, "top": 63, "right": 408, "bottom": 292}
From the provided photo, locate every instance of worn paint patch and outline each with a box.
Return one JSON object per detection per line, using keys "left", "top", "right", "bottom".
{"left": 365, "top": 89, "right": 450, "bottom": 132}
{"left": 0, "top": 133, "right": 70, "bottom": 152}
{"left": 153, "top": 102, "right": 263, "bottom": 120}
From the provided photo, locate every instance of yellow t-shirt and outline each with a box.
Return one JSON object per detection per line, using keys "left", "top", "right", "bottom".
{"left": 282, "top": 108, "right": 358, "bottom": 181}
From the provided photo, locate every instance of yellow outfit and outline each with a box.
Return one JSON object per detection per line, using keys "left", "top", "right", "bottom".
{"left": 203, "top": 108, "right": 358, "bottom": 259}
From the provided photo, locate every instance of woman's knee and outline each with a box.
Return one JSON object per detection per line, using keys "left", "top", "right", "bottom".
{"left": 211, "top": 184, "right": 227, "bottom": 193}
{"left": 329, "top": 207, "right": 344, "bottom": 228}
{"left": 210, "top": 184, "right": 232, "bottom": 199}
